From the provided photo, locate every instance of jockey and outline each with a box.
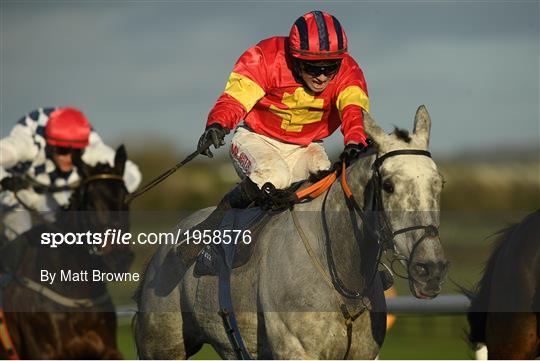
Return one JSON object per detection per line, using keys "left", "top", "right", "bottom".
{"left": 196, "top": 10, "right": 370, "bottom": 228}
{"left": 0, "top": 107, "right": 142, "bottom": 241}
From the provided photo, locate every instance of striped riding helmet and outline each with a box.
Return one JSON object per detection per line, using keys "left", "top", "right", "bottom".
{"left": 45, "top": 107, "right": 91, "bottom": 149}
{"left": 289, "top": 10, "right": 348, "bottom": 60}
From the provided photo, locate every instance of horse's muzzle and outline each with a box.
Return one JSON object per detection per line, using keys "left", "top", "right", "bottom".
{"left": 409, "top": 260, "right": 450, "bottom": 299}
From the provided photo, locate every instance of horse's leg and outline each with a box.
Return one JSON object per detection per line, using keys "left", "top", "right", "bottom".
{"left": 92, "top": 311, "right": 123, "bottom": 359}
{"left": 135, "top": 310, "right": 187, "bottom": 359}
{"left": 18, "top": 312, "right": 61, "bottom": 358}
{"left": 102, "top": 312, "right": 123, "bottom": 360}
{"left": 537, "top": 312, "right": 540, "bottom": 358}
{"left": 486, "top": 312, "right": 539, "bottom": 359}
{"left": 2, "top": 311, "right": 23, "bottom": 359}
{"left": 135, "top": 246, "right": 190, "bottom": 359}
{"left": 263, "top": 311, "right": 380, "bottom": 359}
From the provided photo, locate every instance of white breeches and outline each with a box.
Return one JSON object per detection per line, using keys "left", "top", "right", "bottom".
{"left": 230, "top": 126, "right": 331, "bottom": 189}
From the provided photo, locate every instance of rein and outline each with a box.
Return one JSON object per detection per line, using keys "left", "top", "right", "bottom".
{"left": 295, "top": 148, "right": 435, "bottom": 299}
{"left": 24, "top": 176, "right": 79, "bottom": 194}
{"left": 8, "top": 173, "right": 124, "bottom": 304}
{"left": 9, "top": 173, "right": 124, "bottom": 254}
{"left": 11, "top": 172, "right": 125, "bottom": 241}
{"left": 125, "top": 139, "right": 213, "bottom": 204}
{"left": 291, "top": 148, "right": 436, "bottom": 359}
{"left": 328, "top": 149, "right": 434, "bottom": 299}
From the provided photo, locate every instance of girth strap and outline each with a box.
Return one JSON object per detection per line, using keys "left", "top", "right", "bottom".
{"left": 217, "top": 241, "right": 252, "bottom": 360}
{"left": 340, "top": 304, "right": 364, "bottom": 360}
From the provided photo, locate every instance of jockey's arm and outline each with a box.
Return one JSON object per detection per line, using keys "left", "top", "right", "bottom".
{"left": 0, "top": 122, "right": 39, "bottom": 169}
{"left": 81, "top": 132, "right": 142, "bottom": 193}
{"left": 334, "top": 57, "right": 370, "bottom": 147}
{"left": 207, "top": 44, "right": 268, "bottom": 129}
{"left": 0, "top": 119, "right": 41, "bottom": 185}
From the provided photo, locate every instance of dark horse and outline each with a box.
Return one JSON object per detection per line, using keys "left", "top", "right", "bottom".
{"left": 466, "top": 209, "right": 540, "bottom": 359}
{"left": 0, "top": 146, "right": 133, "bottom": 359}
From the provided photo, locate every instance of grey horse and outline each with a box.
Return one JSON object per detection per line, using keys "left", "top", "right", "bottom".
{"left": 134, "top": 106, "right": 449, "bottom": 359}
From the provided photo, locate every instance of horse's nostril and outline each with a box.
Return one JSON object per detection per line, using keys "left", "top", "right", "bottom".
{"left": 412, "top": 261, "right": 448, "bottom": 280}
{"left": 425, "top": 225, "right": 439, "bottom": 238}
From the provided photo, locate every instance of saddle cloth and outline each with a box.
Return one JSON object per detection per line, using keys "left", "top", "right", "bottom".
{"left": 193, "top": 207, "right": 273, "bottom": 277}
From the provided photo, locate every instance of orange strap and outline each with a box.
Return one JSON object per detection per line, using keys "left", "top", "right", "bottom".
{"left": 0, "top": 308, "right": 18, "bottom": 360}
{"left": 295, "top": 161, "right": 355, "bottom": 201}
{"left": 340, "top": 161, "right": 353, "bottom": 198}
{"left": 295, "top": 172, "right": 337, "bottom": 200}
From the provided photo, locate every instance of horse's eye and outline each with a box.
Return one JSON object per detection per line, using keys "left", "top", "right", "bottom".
{"left": 382, "top": 180, "right": 394, "bottom": 194}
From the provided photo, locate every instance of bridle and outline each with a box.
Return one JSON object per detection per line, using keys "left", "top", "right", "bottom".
{"left": 75, "top": 173, "right": 125, "bottom": 209}
{"left": 22, "top": 173, "right": 124, "bottom": 195}
{"left": 81, "top": 173, "right": 124, "bottom": 185}
{"left": 1, "top": 173, "right": 126, "bottom": 314}
{"left": 322, "top": 148, "right": 438, "bottom": 299}
{"left": 12, "top": 173, "right": 126, "bottom": 245}
{"left": 70, "top": 173, "right": 127, "bottom": 255}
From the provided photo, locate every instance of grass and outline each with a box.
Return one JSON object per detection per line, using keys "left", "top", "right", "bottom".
{"left": 117, "top": 315, "right": 475, "bottom": 359}
{"left": 379, "top": 316, "right": 474, "bottom": 359}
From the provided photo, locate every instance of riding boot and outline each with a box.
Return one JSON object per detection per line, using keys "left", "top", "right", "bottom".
{"left": 175, "top": 178, "right": 261, "bottom": 267}
{"left": 259, "top": 182, "right": 298, "bottom": 211}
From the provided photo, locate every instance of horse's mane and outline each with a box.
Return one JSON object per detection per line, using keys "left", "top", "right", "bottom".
{"left": 392, "top": 127, "right": 412, "bottom": 143}
{"left": 463, "top": 223, "right": 520, "bottom": 345}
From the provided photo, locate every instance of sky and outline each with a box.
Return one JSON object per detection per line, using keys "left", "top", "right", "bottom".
{"left": 1, "top": 1, "right": 539, "bottom": 158}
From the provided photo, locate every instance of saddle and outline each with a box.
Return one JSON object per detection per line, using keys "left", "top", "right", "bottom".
{"left": 193, "top": 207, "right": 274, "bottom": 277}
{"left": 187, "top": 175, "right": 319, "bottom": 277}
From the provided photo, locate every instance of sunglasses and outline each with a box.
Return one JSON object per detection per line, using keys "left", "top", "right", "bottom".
{"left": 300, "top": 61, "right": 341, "bottom": 77}
{"left": 49, "top": 146, "right": 75, "bottom": 155}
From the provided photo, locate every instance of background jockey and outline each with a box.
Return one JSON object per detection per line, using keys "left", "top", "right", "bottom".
{"left": 0, "top": 107, "right": 142, "bottom": 242}
{"left": 196, "top": 10, "right": 370, "bottom": 229}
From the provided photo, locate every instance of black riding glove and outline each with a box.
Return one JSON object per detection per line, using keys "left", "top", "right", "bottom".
{"left": 0, "top": 176, "right": 28, "bottom": 192}
{"left": 197, "top": 123, "right": 230, "bottom": 158}
{"left": 260, "top": 182, "right": 297, "bottom": 211}
{"left": 340, "top": 140, "right": 372, "bottom": 164}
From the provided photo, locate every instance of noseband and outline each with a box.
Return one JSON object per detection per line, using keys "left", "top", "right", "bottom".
{"left": 81, "top": 173, "right": 124, "bottom": 185}
{"left": 323, "top": 148, "right": 437, "bottom": 299}
{"left": 72, "top": 173, "right": 126, "bottom": 211}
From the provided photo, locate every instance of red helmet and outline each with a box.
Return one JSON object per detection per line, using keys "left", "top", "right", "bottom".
{"left": 289, "top": 11, "right": 348, "bottom": 60}
{"left": 45, "top": 107, "right": 91, "bottom": 149}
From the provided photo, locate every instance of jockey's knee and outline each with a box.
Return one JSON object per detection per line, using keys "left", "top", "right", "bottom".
{"left": 251, "top": 165, "right": 292, "bottom": 190}
{"left": 306, "top": 145, "right": 331, "bottom": 174}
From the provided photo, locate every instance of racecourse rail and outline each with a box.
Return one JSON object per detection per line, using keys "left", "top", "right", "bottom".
{"left": 116, "top": 294, "right": 471, "bottom": 316}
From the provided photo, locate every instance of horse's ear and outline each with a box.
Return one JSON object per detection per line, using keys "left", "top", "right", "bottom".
{"left": 114, "top": 145, "right": 127, "bottom": 175}
{"left": 363, "top": 109, "right": 387, "bottom": 145}
{"left": 413, "top": 105, "right": 431, "bottom": 148}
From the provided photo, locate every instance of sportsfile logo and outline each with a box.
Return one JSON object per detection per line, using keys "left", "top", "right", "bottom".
{"left": 40, "top": 229, "right": 252, "bottom": 248}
